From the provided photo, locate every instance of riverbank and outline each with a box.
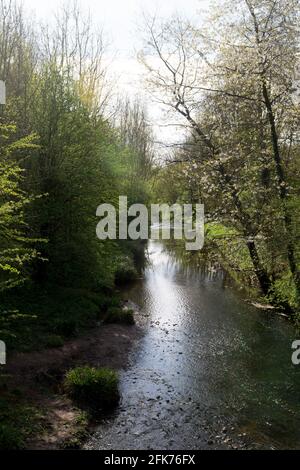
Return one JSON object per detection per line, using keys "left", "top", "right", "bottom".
{"left": 84, "top": 241, "right": 300, "bottom": 451}
{"left": 1, "top": 240, "right": 299, "bottom": 450}
{"left": 0, "top": 305, "right": 144, "bottom": 450}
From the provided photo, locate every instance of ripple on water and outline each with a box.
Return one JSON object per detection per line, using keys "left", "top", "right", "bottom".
{"left": 85, "top": 240, "right": 300, "bottom": 450}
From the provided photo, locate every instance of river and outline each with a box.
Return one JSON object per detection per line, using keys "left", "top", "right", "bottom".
{"left": 85, "top": 240, "right": 300, "bottom": 450}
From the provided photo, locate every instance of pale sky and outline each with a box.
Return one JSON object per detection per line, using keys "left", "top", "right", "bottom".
{"left": 22, "top": 0, "right": 212, "bottom": 151}
{"left": 23, "top": 0, "right": 209, "bottom": 55}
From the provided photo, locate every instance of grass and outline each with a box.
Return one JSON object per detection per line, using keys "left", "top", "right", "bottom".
{"left": 0, "top": 284, "right": 124, "bottom": 352}
{"left": 0, "top": 365, "right": 121, "bottom": 449}
{"left": 60, "top": 410, "right": 89, "bottom": 449}
{"left": 0, "top": 381, "right": 43, "bottom": 450}
{"left": 0, "top": 275, "right": 136, "bottom": 448}
{"left": 64, "top": 366, "right": 120, "bottom": 411}
{"left": 0, "top": 423, "right": 24, "bottom": 450}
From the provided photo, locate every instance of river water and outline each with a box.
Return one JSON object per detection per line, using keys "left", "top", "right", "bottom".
{"left": 85, "top": 240, "right": 300, "bottom": 450}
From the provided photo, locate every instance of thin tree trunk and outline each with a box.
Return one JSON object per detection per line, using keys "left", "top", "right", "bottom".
{"left": 219, "top": 163, "right": 271, "bottom": 295}
{"left": 247, "top": 240, "right": 271, "bottom": 295}
{"left": 262, "top": 82, "right": 300, "bottom": 297}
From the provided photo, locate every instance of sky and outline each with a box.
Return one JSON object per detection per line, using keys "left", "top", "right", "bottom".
{"left": 22, "top": 0, "right": 212, "bottom": 149}
{"left": 23, "top": 0, "right": 209, "bottom": 55}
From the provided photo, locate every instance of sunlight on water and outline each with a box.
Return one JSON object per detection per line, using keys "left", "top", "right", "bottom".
{"left": 86, "top": 240, "right": 300, "bottom": 450}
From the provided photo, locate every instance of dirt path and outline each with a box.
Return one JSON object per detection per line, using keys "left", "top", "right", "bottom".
{"left": 4, "top": 317, "right": 144, "bottom": 449}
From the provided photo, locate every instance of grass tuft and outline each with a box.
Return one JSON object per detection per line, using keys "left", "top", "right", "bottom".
{"left": 64, "top": 366, "right": 120, "bottom": 411}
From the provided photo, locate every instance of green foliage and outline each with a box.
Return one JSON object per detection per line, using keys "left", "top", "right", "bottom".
{"left": 0, "top": 0, "right": 151, "bottom": 357}
{"left": 19, "top": 65, "right": 150, "bottom": 293}
{"left": 145, "top": 0, "right": 300, "bottom": 313}
{"left": 64, "top": 366, "right": 120, "bottom": 409}
{"left": 0, "top": 124, "right": 41, "bottom": 291}
{"left": 0, "top": 285, "right": 123, "bottom": 351}
{"left": 0, "top": 62, "right": 148, "bottom": 353}
{"left": 0, "top": 0, "right": 150, "bottom": 450}
{"left": 269, "top": 273, "right": 299, "bottom": 311}
{"left": 105, "top": 307, "right": 135, "bottom": 325}
{"left": 45, "top": 334, "right": 64, "bottom": 349}
{"left": 0, "top": 423, "right": 23, "bottom": 450}
{"left": 0, "top": 390, "right": 42, "bottom": 450}
{"left": 114, "top": 255, "right": 138, "bottom": 284}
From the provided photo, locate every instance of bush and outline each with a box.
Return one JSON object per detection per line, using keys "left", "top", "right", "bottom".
{"left": 114, "top": 256, "right": 138, "bottom": 284}
{"left": 269, "top": 272, "right": 299, "bottom": 311}
{"left": 45, "top": 335, "right": 64, "bottom": 348}
{"left": 64, "top": 367, "right": 120, "bottom": 410}
{"left": 105, "top": 307, "right": 135, "bottom": 325}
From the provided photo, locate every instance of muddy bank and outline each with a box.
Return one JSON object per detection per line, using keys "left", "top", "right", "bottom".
{"left": 4, "top": 312, "right": 144, "bottom": 450}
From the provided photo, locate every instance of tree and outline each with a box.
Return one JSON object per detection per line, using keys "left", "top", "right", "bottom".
{"left": 0, "top": 122, "right": 39, "bottom": 290}
{"left": 141, "top": 1, "right": 300, "bottom": 308}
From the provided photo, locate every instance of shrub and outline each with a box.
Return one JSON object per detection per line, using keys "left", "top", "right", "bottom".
{"left": 114, "top": 256, "right": 138, "bottom": 284}
{"left": 64, "top": 367, "right": 120, "bottom": 410}
{"left": 105, "top": 307, "right": 135, "bottom": 325}
{"left": 268, "top": 272, "right": 299, "bottom": 311}
{"left": 45, "top": 335, "right": 64, "bottom": 348}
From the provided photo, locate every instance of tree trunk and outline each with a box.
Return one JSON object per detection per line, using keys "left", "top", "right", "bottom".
{"left": 262, "top": 82, "right": 300, "bottom": 298}
{"left": 247, "top": 240, "right": 271, "bottom": 296}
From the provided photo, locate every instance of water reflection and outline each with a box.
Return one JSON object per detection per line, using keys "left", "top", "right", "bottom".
{"left": 86, "top": 240, "right": 300, "bottom": 450}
